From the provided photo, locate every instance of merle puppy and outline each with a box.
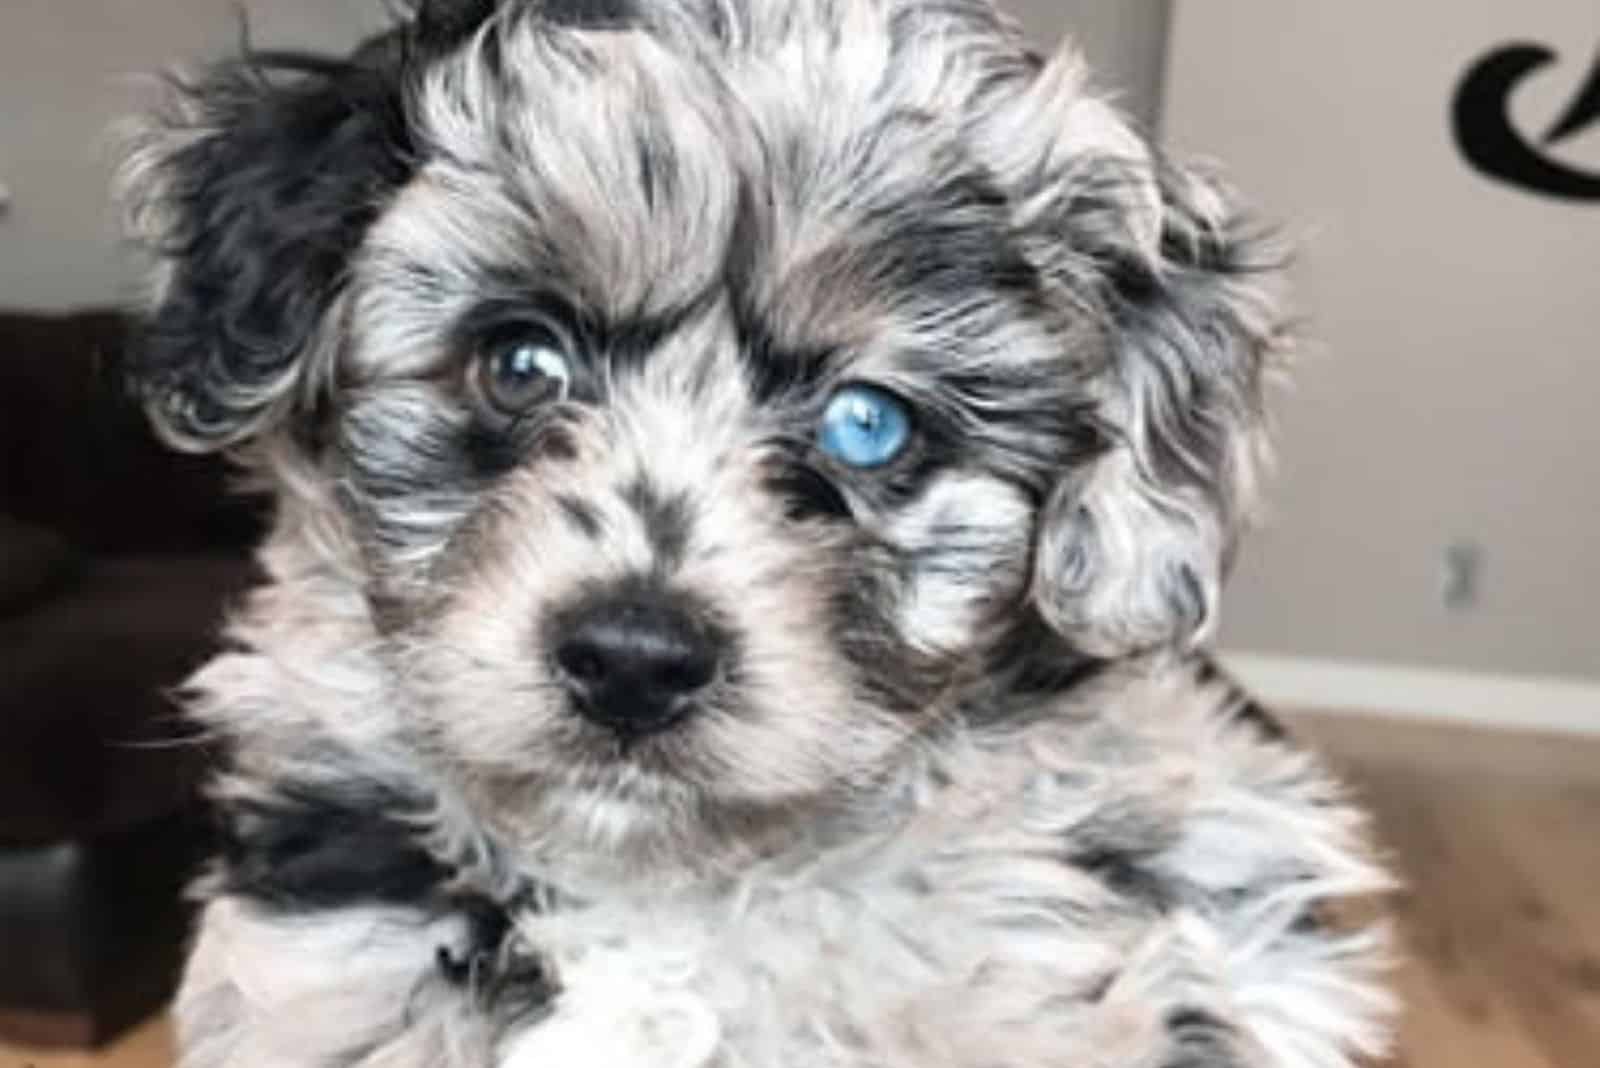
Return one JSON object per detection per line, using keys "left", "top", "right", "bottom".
{"left": 119, "top": 1, "right": 1392, "bottom": 1065}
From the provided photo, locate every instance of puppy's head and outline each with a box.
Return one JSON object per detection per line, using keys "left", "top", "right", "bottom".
{"left": 122, "top": 0, "right": 1280, "bottom": 871}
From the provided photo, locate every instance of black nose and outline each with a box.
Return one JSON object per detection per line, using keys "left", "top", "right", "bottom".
{"left": 553, "top": 593, "right": 721, "bottom": 737}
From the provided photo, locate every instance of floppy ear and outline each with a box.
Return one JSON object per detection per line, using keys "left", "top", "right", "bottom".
{"left": 987, "top": 45, "right": 1283, "bottom": 658}
{"left": 117, "top": 1, "right": 499, "bottom": 451}
{"left": 118, "top": 48, "right": 408, "bottom": 450}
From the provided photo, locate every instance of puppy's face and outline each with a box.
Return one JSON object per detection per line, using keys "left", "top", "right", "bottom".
{"left": 122, "top": 0, "right": 1278, "bottom": 870}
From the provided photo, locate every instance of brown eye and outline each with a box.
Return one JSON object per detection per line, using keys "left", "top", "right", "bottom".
{"left": 472, "top": 323, "right": 574, "bottom": 416}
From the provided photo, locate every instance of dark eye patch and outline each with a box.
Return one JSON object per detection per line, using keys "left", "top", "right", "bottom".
{"left": 768, "top": 457, "right": 854, "bottom": 523}
{"left": 461, "top": 416, "right": 540, "bottom": 478}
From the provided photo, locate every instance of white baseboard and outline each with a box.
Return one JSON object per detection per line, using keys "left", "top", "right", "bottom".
{"left": 1219, "top": 652, "right": 1600, "bottom": 736}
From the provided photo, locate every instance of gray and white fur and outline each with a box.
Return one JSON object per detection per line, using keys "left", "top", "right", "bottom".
{"left": 117, "top": 1, "right": 1394, "bottom": 1066}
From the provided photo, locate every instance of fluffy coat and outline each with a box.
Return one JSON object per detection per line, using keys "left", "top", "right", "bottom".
{"left": 117, "top": 2, "right": 1394, "bottom": 1065}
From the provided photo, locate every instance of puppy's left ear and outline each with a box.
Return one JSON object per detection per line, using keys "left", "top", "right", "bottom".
{"left": 985, "top": 45, "right": 1284, "bottom": 658}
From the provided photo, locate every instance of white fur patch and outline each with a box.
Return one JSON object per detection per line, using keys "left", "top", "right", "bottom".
{"left": 499, "top": 946, "right": 721, "bottom": 1068}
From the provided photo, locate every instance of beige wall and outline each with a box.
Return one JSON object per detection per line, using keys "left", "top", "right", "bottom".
{"left": 1164, "top": 4, "right": 1600, "bottom": 680}
{"left": 0, "top": 0, "right": 387, "bottom": 310}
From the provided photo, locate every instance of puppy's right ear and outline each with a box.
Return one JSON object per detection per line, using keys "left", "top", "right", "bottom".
{"left": 118, "top": 48, "right": 408, "bottom": 450}
{"left": 118, "top": 2, "right": 499, "bottom": 451}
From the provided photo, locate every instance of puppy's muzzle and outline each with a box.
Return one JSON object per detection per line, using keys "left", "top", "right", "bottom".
{"left": 553, "top": 587, "right": 723, "bottom": 739}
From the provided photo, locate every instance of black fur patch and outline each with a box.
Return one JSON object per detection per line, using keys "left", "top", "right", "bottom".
{"left": 623, "top": 478, "right": 693, "bottom": 569}
{"left": 217, "top": 779, "right": 449, "bottom": 911}
{"left": 983, "top": 611, "right": 1107, "bottom": 701}
{"left": 1071, "top": 845, "right": 1177, "bottom": 911}
{"left": 541, "top": 0, "right": 638, "bottom": 31}
{"left": 338, "top": 395, "right": 484, "bottom": 550}
{"left": 603, "top": 292, "right": 723, "bottom": 369}
{"left": 633, "top": 127, "right": 679, "bottom": 211}
{"left": 463, "top": 418, "right": 538, "bottom": 479}
{"left": 1228, "top": 697, "right": 1288, "bottom": 742}
{"left": 436, "top": 895, "right": 560, "bottom": 1017}
{"left": 859, "top": 169, "right": 1040, "bottom": 308}
{"left": 556, "top": 493, "right": 604, "bottom": 538}
{"left": 1192, "top": 655, "right": 1289, "bottom": 742}
{"left": 768, "top": 457, "right": 854, "bottom": 523}
{"left": 219, "top": 775, "right": 559, "bottom": 1020}
{"left": 415, "top": 0, "right": 503, "bottom": 43}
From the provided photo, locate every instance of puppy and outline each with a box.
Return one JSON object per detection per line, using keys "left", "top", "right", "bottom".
{"left": 119, "top": 1, "right": 1393, "bottom": 1065}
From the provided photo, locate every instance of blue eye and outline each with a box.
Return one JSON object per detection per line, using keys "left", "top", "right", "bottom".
{"left": 818, "top": 385, "right": 913, "bottom": 469}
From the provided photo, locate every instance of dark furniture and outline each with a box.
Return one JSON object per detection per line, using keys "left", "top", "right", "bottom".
{"left": 0, "top": 309, "right": 262, "bottom": 1047}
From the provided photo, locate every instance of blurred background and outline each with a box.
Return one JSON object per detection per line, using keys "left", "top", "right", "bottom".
{"left": 1, "top": 2, "right": 1595, "bottom": 1066}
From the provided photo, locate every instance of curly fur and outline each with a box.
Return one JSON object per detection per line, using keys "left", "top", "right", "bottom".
{"left": 117, "top": 2, "right": 1392, "bottom": 1066}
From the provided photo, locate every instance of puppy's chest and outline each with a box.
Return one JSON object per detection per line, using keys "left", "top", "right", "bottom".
{"left": 499, "top": 842, "right": 1140, "bottom": 1068}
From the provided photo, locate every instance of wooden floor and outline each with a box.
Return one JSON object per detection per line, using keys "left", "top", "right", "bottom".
{"left": 0, "top": 1016, "right": 173, "bottom": 1068}
{"left": 4, "top": 714, "right": 1598, "bottom": 1068}
{"left": 1290, "top": 713, "right": 1600, "bottom": 1068}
